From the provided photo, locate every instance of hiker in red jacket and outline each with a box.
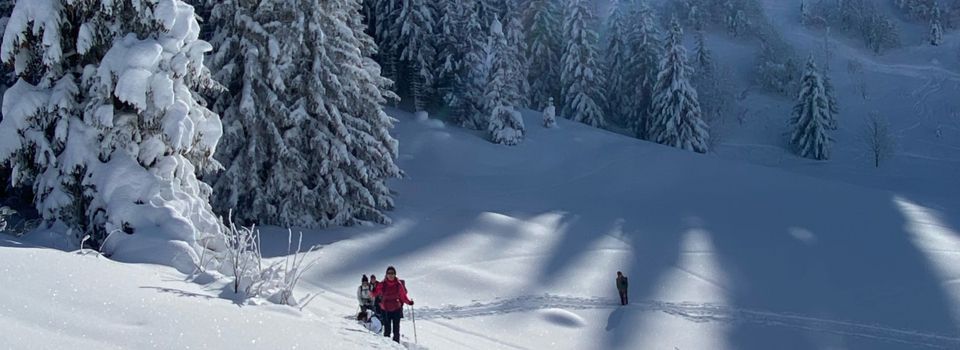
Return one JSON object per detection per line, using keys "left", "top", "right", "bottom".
{"left": 369, "top": 265, "right": 414, "bottom": 343}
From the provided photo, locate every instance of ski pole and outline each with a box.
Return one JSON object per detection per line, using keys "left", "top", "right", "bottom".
{"left": 410, "top": 305, "right": 418, "bottom": 344}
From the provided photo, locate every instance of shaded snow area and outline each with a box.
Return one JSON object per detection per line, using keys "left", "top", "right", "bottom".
{"left": 4, "top": 107, "right": 960, "bottom": 349}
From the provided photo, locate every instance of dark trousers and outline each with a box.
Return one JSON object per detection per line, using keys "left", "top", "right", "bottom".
{"left": 618, "top": 289, "right": 628, "bottom": 305}
{"left": 382, "top": 309, "right": 403, "bottom": 343}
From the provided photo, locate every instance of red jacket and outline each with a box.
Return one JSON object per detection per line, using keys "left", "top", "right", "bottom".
{"left": 370, "top": 278, "right": 411, "bottom": 312}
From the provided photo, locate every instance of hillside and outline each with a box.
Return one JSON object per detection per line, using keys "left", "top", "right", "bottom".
{"left": 7, "top": 108, "right": 959, "bottom": 349}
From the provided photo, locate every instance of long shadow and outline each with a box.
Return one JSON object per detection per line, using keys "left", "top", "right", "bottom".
{"left": 599, "top": 219, "right": 683, "bottom": 350}
{"left": 704, "top": 180, "right": 959, "bottom": 349}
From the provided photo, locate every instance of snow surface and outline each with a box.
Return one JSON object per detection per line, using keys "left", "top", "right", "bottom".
{"left": 7, "top": 107, "right": 960, "bottom": 349}
{"left": 5, "top": 1, "right": 960, "bottom": 349}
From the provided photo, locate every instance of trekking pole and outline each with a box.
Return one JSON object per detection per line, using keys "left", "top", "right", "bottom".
{"left": 410, "top": 305, "right": 418, "bottom": 344}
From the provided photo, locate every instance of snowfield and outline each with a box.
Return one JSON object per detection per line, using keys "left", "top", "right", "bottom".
{"left": 5, "top": 1, "right": 960, "bottom": 349}
{"left": 6, "top": 108, "right": 960, "bottom": 349}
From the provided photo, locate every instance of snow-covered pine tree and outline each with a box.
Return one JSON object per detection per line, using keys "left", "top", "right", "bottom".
{"left": 371, "top": 0, "right": 403, "bottom": 83}
{"left": 525, "top": 0, "right": 563, "bottom": 109}
{"left": 648, "top": 19, "right": 710, "bottom": 153}
{"left": 693, "top": 31, "right": 715, "bottom": 83}
{"left": 0, "top": 0, "right": 224, "bottom": 271}
{"left": 276, "top": 0, "right": 400, "bottom": 227}
{"left": 624, "top": 0, "right": 663, "bottom": 138}
{"left": 440, "top": 0, "right": 489, "bottom": 129}
{"left": 205, "top": 0, "right": 297, "bottom": 225}
{"left": 0, "top": 0, "right": 11, "bottom": 203}
{"left": 603, "top": 0, "right": 631, "bottom": 126}
{"left": 395, "top": 0, "right": 437, "bottom": 112}
{"left": 560, "top": 0, "right": 606, "bottom": 128}
{"left": 690, "top": 30, "right": 727, "bottom": 130}
{"left": 688, "top": 0, "right": 708, "bottom": 30}
{"left": 931, "top": 17, "right": 945, "bottom": 45}
{"left": 504, "top": 8, "right": 531, "bottom": 108}
{"left": 485, "top": 17, "right": 526, "bottom": 145}
{"left": 790, "top": 57, "right": 834, "bottom": 160}
{"left": 543, "top": 97, "right": 557, "bottom": 128}
{"left": 479, "top": 0, "right": 507, "bottom": 27}
{"left": 436, "top": 0, "right": 462, "bottom": 97}
{"left": 726, "top": 3, "right": 750, "bottom": 37}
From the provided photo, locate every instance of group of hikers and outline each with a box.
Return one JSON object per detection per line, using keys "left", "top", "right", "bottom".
{"left": 356, "top": 265, "right": 415, "bottom": 343}
{"left": 354, "top": 268, "right": 630, "bottom": 344}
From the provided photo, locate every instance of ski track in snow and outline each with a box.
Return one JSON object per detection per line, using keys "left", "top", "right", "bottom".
{"left": 412, "top": 295, "right": 960, "bottom": 349}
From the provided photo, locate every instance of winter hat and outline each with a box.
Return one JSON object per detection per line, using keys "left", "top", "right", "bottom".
{"left": 362, "top": 274, "right": 369, "bottom": 283}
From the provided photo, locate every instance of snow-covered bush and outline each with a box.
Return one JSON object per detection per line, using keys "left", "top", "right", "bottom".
{"left": 804, "top": 0, "right": 901, "bottom": 55}
{"left": 543, "top": 98, "right": 557, "bottom": 128}
{"left": 0, "top": 0, "right": 225, "bottom": 272}
{"left": 247, "top": 230, "right": 322, "bottom": 307}
{"left": 222, "top": 214, "right": 321, "bottom": 308}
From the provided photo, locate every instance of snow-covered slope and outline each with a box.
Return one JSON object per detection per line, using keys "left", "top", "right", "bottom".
{"left": 4, "top": 108, "right": 960, "bottom": 349}
{"left": 0, "top": 237, "right": 407, "bottom": 349}
{"left": 296, "top": 109, "right": 960, "bottom": 350}
{"left": 702, "top": 0, "right": 960, "bottom": 209}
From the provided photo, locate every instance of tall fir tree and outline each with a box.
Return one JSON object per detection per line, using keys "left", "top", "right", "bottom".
{"left": 440, "top": 0, "right": 489, "bottom": 129}
{"left": 789, "top": 57, "right": 835, "bottom": 160}
{"left": 525, "top": 0, "right": 563, "bottom": 109}
{"left": 504, "top": 9, "right": 531, "bottom": 108}
{"left": 370, "top": 0, "right": 403, "bottom": 84}
{"left": 209, "top": 0, "right": 400, "bottom": 228}
{"left": 648, "top": 19, "right": 709, "bottom": 153}
{"left": 560, "top": 0, "right": 606, "bottom": 128}
{"left": 604, "top": 0, "right": 631, "bottom": 126}
{"left": 625, "top": 0, "right": 663, "bottom": 138}
{"left": 0, "top": 0, "right": 224, "bottom": 269}
{"left": 272, "top": 0, "right": 401, "bottom": 227}
{"left": 930, "top": 17, "right": 944, "bottom": 45}
{"left": 395, "top": 0, "right": 437, "bottom": 112}
{"left": 485, "top": 17, "right": 526, "bottom": 145}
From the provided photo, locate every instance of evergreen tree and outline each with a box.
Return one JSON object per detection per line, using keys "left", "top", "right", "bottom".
{"left": 440, "top": 0, "right": 488, "bottom": 129}
{"left": 485, "top": 17, "right": 526, "bottom": 145}
{"left": 395, "top": 0, "right": 437, "bottom": 112}
{"left": 479, "top": 0, "right": 507, "bottom": 26}
{"left": 931, "top": 17, "right": 945, "bottom": 45}
{"left": 693, "top": 31, "right": 715, "bottom": 80}
{"left": 790, "top": 57, "right": 835, "bottom": 160}
{"left": 604, "top": 0, "right": 632, "bottom": 126}
{"left": 504, "top": 9, "right": 531, "bottom": 108}
{"left": 624, "top": 0, "right": 663, "bottom": 138}
{"left": 525, "top": 0, "right": 563, "bottom": 109}
{"left": 0, "top": 0, "right": 224, "bottom": 268}
{"left": 371, "top": 0, "right": 403, "bottom": 82}
{"left": 291, "top": 0, "right": 401, "bottom": 226}
{"left": 648, "top": 19, "right": 710, "bottom": 153}
{"left": 560, "top": 0, "right": 606, "bottom": 128}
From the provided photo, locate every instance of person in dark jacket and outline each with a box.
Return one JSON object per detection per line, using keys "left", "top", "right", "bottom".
{"left": 369, "top": 274, "right": 382, "bottom": 318}
{"left": 357, "top": 275, "right": 374, "bottom": 311}
{"left": 369, "top": 266, "right": 414, "bottom": 343}
{"left": 616, "top": 271, "right": 629, "bottom": 305}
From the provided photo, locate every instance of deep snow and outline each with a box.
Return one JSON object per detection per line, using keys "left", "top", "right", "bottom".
{"left": 4, "top": 1, "right": 960, "bottom": 349}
